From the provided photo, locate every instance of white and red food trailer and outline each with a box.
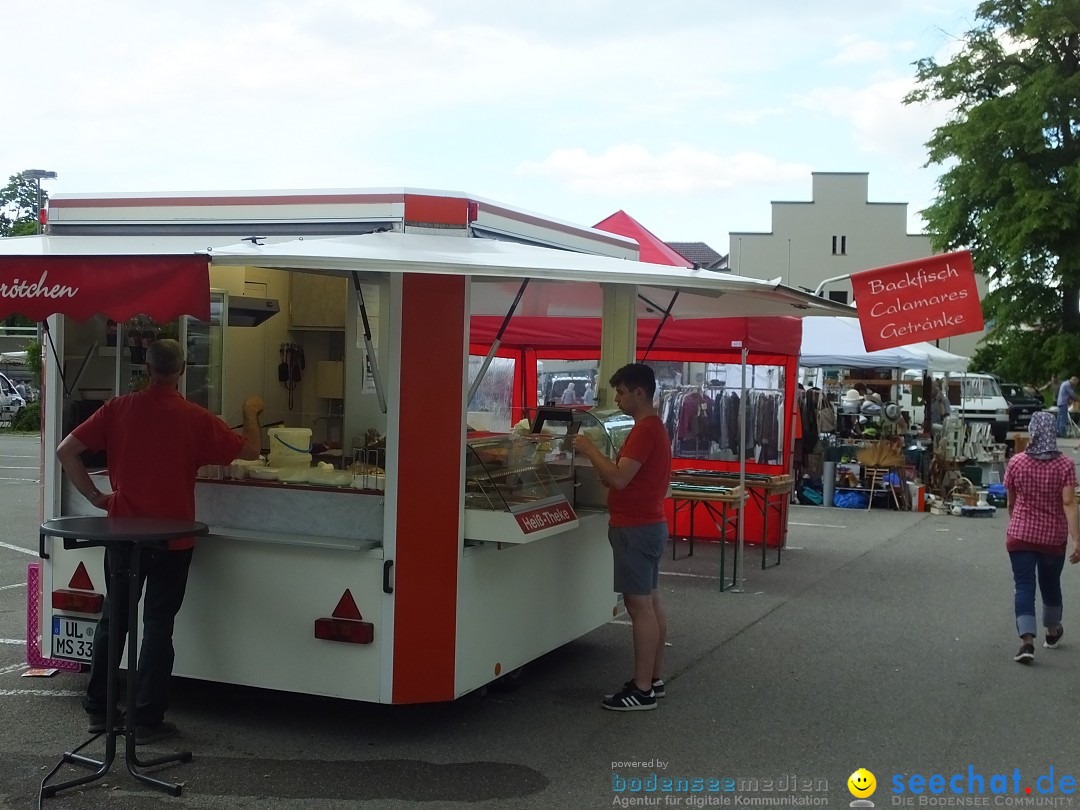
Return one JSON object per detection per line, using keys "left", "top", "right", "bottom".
{"left": 5, "top": 189, "right": 847, "bottom": 703}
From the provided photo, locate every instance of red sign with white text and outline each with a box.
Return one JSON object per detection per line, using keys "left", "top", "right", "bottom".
{"left": 513, "top": 500, "right": 578, "bottom": 534}
{"left": 0, "top": 255, "right": 210, "bottom": 323}
{"left": 850, "top": 251, "right": 983, "bottom": 351}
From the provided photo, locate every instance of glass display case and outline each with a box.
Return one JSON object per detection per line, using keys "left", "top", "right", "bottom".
{"left": 522, "top": 405, "right": 633, "bottom": 460}
{"left": 463, "top": 433, "right": 579, "bottom": 543}
{"left": 183, "top": 292, "right": 226, "bottom": 414}
{"left": 576, "top": 407, "right": 634, "bottom": 458}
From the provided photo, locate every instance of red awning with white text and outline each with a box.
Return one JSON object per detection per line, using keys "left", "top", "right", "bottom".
{"left": 0, "top": 255, "right": 210, "bottom": 322}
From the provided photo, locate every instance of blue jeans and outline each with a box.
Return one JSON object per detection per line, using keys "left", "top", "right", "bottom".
{"left": 1058, "top": 407, "right": 1070, "bottom": 438}
{"left": 83, "top": 546, "right": 193, "bottom": 727}
{"left": 1009, "top": 550, "right": 1065, "bottom": 637}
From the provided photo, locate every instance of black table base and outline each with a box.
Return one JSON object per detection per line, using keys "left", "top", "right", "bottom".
{"left": 37, "top": 517, "right": 207, "bottom": 802}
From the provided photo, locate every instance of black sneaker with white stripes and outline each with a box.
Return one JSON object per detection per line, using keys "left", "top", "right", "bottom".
{"left": 601, "top": 683, "right": 656, "bottom": 712}
{"left": 607, "top": 678, "right": 665, "bottom": 700}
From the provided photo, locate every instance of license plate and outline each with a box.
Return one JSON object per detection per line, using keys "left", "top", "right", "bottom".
{"left": 51, "top": 615, "right": 96, "bottom": 663}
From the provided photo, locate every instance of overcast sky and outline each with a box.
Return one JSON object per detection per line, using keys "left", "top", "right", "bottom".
{"left": 8, "top": 0, "right": 975, "bottom": 250}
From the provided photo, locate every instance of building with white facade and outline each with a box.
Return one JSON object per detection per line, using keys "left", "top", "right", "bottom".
{"left": 728, "top": 171, "right": 983, "bottom": 358}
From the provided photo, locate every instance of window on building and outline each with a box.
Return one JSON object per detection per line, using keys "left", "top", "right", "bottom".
{"left": 841, "top": 235, "right": 847, "bottom": 254}
{"left": 832, "top": 235, "right": 848, "bottom": 255}
{"left": 831, "top": 236, "right": 837, "bottom": 254}
{"left": 828, "top": 290, "right": 849, "bottom": 304}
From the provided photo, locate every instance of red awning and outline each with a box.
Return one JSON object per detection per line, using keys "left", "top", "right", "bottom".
{"left": 469, "top": 316, "right": 802, "bottom": 355}
{"left": 0, "top": 255, "right": 210, "bottom": 322}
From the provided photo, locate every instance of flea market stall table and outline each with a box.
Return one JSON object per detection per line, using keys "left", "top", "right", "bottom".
{"left": 670, "top": 471, "right": 791, "bottom": 567}
{"left": 666, "top": 483, "right": 745, "bottom": 590}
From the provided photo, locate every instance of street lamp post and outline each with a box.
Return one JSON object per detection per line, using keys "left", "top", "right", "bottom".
{"left": 20, "top": 169, "right": 57, "bottom": 234}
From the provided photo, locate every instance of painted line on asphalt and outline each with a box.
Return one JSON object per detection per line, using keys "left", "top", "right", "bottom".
{"left": 0, "top": 689, "right": 83, "bottom": 697}
{"left": 0, "top": 541, "right": 35, "bottom": 556}
{"left": 0, "top": 639, "right": 26, "bottom": 645}
{"left": 0, "top": 582, "right": 26, "bottom": 590}
{"left": 0, "top": 478, "right": 40, "bottom": 484}
{"left": 0, "top": 464, "right": 37, "bottom": 469}
{"left": 660, "top": 571, "right": 723, "bottom": 581}
{"left": 0, "top": 663, "right": 28, "bottom": 676}
{"left": 790, "top": 522, "right": 847, "bottom": 529}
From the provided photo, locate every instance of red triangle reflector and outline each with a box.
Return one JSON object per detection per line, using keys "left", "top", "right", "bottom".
{"left": 331, "top": 589, "right": 363, "bottom": 620}
{"left": 68, "top": 562, "right": 95, "bottom": 591}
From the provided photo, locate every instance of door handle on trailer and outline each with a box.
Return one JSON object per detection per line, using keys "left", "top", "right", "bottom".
{"left": 382, "top": 560, "right": 394, "bottom": 594}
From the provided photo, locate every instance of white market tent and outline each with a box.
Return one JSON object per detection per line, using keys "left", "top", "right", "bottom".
{"left": 800, "top": 316, "right": 969, "bottom": 372}
{"left": 0, "top": 351, "right": 27, "bottom": 364}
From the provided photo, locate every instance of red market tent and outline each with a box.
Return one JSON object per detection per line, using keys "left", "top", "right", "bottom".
{"left": 469, "top": 315, "right": 803, "bottom": 549}
{"left": 593, "top": 211, "right": 694, "bottom": 268}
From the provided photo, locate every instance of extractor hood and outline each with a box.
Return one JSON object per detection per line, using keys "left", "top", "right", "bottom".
{"left": 227, "top": 296, "right": 281, "bottom": 327}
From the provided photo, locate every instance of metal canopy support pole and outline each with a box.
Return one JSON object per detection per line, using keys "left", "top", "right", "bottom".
{"left": 352, "top": 272, "right": 387, "bottom": 414}
{"left": 638, "top": 291, "right": 679, "bottom": 363}
{"left": 813, "top": 273, "right": 853, "bottom": 297}
{"left": 467, "top": 279, "right": 529, "bottom": 406}
{"left": 733, "top": 345, "right": 749, "bottom": 592}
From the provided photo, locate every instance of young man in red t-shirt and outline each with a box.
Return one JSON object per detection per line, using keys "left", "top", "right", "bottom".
{"left": 574, "top": 363, "right": 671, "bottom": 711}
{"left": 57, "top": 339, "right": 263, "bottom": 743}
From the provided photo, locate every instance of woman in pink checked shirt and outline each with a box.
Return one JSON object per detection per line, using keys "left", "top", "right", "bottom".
{"left": 1004, "top": 411, "right": 1080, "bottom": 664}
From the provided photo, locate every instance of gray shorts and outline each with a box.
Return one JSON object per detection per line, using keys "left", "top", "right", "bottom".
{"left": 608, "top": 522, "right": 668, "bottom": 596}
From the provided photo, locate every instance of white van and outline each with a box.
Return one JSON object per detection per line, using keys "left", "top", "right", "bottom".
{"left": 0, "top": 372, "right": 26, "bottom": 423}
{"left": 899, "top": 370, "right": 1010, "bottom": 441}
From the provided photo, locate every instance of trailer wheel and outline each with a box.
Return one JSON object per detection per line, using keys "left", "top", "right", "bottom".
{"left": 488, "top": 666, "right": 525, "bottom": 693}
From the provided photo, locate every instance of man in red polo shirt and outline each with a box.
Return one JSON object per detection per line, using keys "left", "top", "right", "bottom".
{"left": 573, "top": 363, "right": 671, "bottom": 711}
{"left": 57, "top": 339, "right": 263, "bottom": 744}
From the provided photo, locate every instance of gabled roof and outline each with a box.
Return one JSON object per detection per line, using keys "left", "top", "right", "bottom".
{"left": 666, "top": 241, "right": 727, "bottom": 270}
{"left": 593, "top": 211, "right": 693, "bottom": 268}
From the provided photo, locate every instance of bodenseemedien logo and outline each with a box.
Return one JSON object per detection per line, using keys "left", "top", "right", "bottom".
{"left": 848, "top": 768, "right": 877, "bottom": 808}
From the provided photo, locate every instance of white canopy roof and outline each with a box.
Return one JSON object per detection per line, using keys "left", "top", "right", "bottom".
{"left": 800, "top": 317, "right": 969, "bottom": 372}
{"left": 206, "top": 232, "right": 855, "bottom": 319}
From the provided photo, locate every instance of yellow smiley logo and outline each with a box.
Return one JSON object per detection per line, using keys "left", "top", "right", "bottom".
{"left": 848, "top": 768, "right": 877, "bottom": 798}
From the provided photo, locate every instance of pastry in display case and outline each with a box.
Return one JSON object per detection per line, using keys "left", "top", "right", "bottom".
{"left": 463, "top": 433, "right": 579, "bottom": 543}
{"left": 575, "top": 406, "right": 634, "bottom": 458}
{"left": 522, "top": 405, "right": 633, "bottom": 460}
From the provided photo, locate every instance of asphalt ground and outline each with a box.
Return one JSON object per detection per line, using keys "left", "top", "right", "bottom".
{"left": 1, "top": 432, "right": 1079, "bottom": 809}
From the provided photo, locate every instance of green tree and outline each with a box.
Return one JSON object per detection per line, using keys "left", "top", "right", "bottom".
{"left": 0, "top": 174, "right": 47, "bottom": 328}
{"left": 905, "top": 0, "right": 1080, "bottom": 383}
{"left": 0, "top": 173, "right": 46, "bottom": 238}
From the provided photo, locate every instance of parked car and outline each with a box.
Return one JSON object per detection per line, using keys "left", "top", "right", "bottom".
{"left": 0, "top": 372, "right": 26, "bottom": 424}
{"left": 999, "top": 382, "right": 1043, "bottom": 430}
{"left": 899, "top": 371, "right": 1010, "bottom": 442}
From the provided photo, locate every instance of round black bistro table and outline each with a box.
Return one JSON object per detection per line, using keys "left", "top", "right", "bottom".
{"left": 38, "top": 516, "right": 209, "bottom": 802}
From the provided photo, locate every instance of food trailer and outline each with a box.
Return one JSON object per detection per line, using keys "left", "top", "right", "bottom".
{"left": 8, "top": 189, "right": 849, "bottom": 704}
